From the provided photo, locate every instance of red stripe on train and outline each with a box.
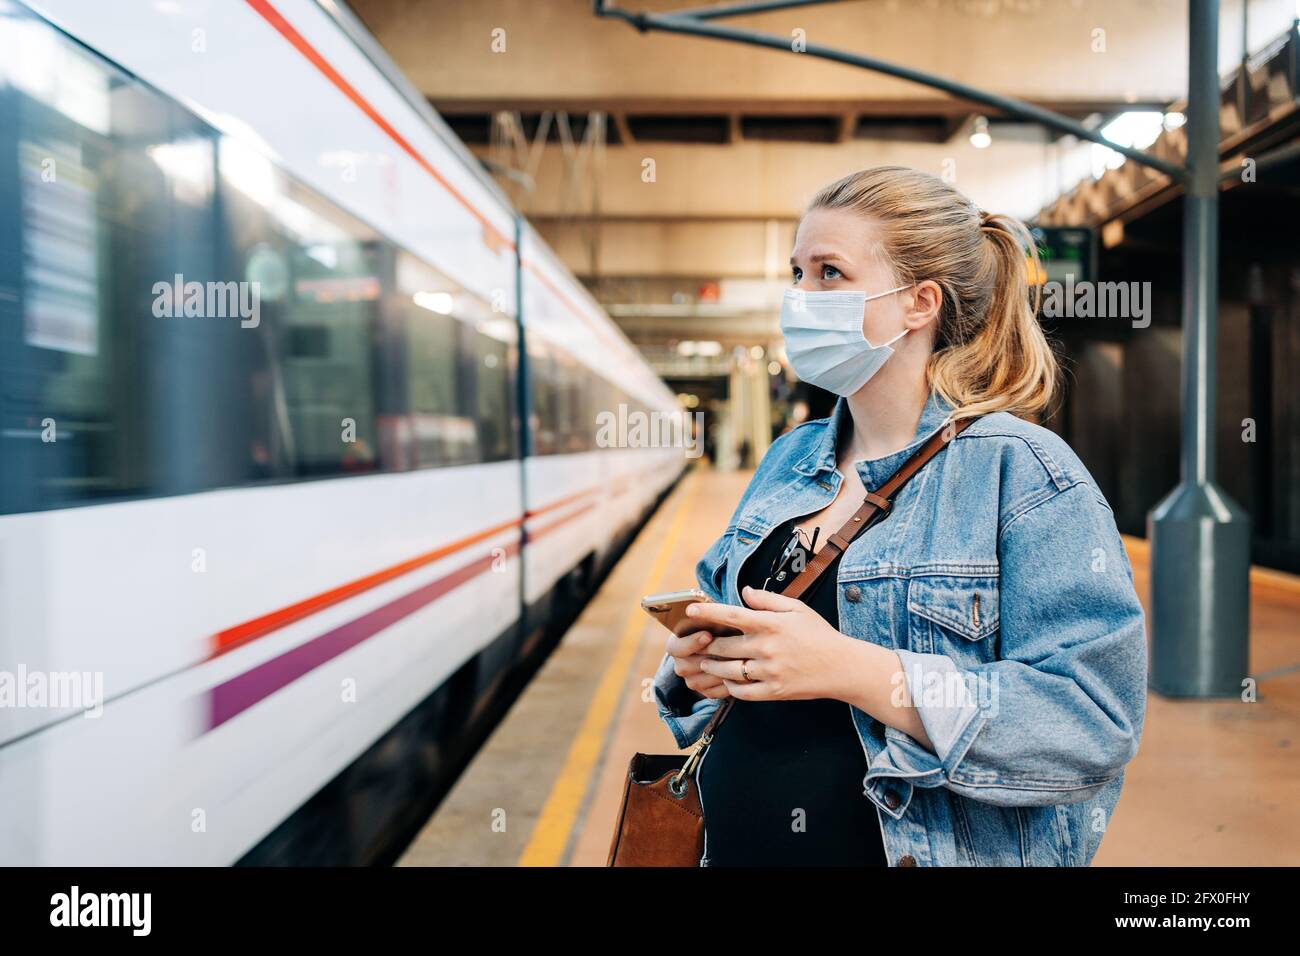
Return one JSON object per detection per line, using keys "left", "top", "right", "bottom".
{"left": 243, "top": 0, "right": 511, "bottom": 252}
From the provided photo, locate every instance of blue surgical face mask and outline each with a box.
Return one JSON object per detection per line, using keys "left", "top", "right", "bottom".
{"left": 779, "top": 285, "right": 911, "bottom": 396}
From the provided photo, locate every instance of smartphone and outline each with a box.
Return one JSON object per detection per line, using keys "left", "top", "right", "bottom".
{"left": 641, "top": 589, "right": 738, "bottom": 637}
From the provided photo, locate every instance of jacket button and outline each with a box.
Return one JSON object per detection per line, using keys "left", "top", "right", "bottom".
{"left": 883, "top": 790, "right": 900, "bottom": 810}
{"left": 844, "top": 585, "right": 862, "bottom": 603}
{"left": 898, "top": 855, "right": 917, "bottom": 867}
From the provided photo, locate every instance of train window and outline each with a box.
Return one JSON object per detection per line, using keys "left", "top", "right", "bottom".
{"left": 406, "top": 297, "right": 466, "bottom": 467}
{"left": 472, "top": 327, "right": 513, "bottom": 463}
{"left": 0, "top": 13, "right": 264, "bottom": 513}
{"left": 216, "top": 136, "right": 388, "bottom": 481}
{"left": 395, "top": 252, "right": 499, "bottom": 469}
{"left": 0, "top": 7, "right": 523, "bottom": 516}
{"left": 528, "top": 336, "right": 600, "bottom": 456}
{"left": 588, "top": 376, "right": 612, "bottom": 450}
{"left": 529, "top": 337, "right": 560, "bottom": 456}
{"left": 556, "top": 350, "right": 587, "bottom": 454}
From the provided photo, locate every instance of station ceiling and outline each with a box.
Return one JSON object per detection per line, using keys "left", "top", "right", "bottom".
{"left": 350, "top": 0, "right": 1195, "bottom": 351}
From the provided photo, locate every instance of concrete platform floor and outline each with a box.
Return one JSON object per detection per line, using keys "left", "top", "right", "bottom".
{"left": 397, "top": 468, "right": 1300, "bottom": 867}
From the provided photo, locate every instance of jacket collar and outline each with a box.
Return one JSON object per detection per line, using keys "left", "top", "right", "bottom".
{"left": 793, "top": 390, "right": 955, "bottom": 478}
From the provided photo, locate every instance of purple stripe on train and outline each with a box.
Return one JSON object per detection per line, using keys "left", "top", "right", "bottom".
{"left": 207, "top": 542, "right": 518, "bottom": 731}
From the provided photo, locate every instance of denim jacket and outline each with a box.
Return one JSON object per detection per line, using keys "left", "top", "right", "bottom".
{"left": 653, "top": 392, "right": 1148, "bottom": 866}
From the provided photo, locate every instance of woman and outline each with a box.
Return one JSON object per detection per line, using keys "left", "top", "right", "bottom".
{"left": 654, "top": 166, "right": 1147, "bottom": 867}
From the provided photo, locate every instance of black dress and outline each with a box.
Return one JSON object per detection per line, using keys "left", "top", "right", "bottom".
{"left": 696, "top": 516, "right": 888, "bottom": 866}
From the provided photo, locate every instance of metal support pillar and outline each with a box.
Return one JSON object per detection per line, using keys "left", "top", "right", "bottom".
{"left": 1148, "top": 0, "right": 1250, "bottom": 696}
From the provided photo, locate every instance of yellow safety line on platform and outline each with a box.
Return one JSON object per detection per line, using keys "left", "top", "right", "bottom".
{"left": 517, "top": 472, "right": 698, "bottom": 866}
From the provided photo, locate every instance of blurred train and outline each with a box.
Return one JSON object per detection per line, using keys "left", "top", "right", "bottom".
{"left": 0, "top": 0, "right": 684, "bottom": 864}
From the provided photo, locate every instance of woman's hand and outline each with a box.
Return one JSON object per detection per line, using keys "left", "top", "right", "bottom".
{"left": 684, "top": 585, "right": 937, "bottom": 750}
{"left": 685, "top": 585, "right": 858, "bottom": 701}
{"left": 664, "top": 629, "right": 732, "bottom": 700}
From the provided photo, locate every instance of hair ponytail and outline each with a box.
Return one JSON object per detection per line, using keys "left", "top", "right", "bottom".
{"left": 806, "top": 167, "right": 1059, "bottom": 421}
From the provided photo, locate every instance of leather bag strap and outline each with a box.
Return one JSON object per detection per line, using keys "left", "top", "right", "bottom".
{"left": 782, "top": 415, "right": 974, "bottom": 601}
{"left": 676, "top": 414, "right": 977, "bottom": 767}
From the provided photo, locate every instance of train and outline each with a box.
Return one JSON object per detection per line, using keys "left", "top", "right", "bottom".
{"left": 0, "top": 0, "right": 684, "bottom": 864}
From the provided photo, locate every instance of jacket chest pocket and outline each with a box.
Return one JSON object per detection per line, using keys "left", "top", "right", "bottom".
{"left": 906, "top": 575, "right": 1000, "bottom": 664}
{"left": 695, "top": 529, "right": 733, "bottom": 599}
{"left": 696, "top": 525, "right": 762, "bottom": 601}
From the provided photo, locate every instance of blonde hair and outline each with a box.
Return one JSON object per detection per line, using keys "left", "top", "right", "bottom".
{"left": 806, "top": 165, "right": 1058, "bottom": 421}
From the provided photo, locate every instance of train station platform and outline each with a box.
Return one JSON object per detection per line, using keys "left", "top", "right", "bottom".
{"left": 397, "top": 469, "right": 1300, "bottom": 867}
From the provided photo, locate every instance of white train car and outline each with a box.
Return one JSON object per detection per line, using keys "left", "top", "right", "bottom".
{"left": 518, "top": 225, "right": 683, "bottom": 623}
{"left": 0, "top": 0, "right": 683, "bottom": 864}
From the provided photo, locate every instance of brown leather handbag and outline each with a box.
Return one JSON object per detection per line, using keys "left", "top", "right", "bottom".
{"left": 607, "top": 416, "right": 975, "bottom": 866}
